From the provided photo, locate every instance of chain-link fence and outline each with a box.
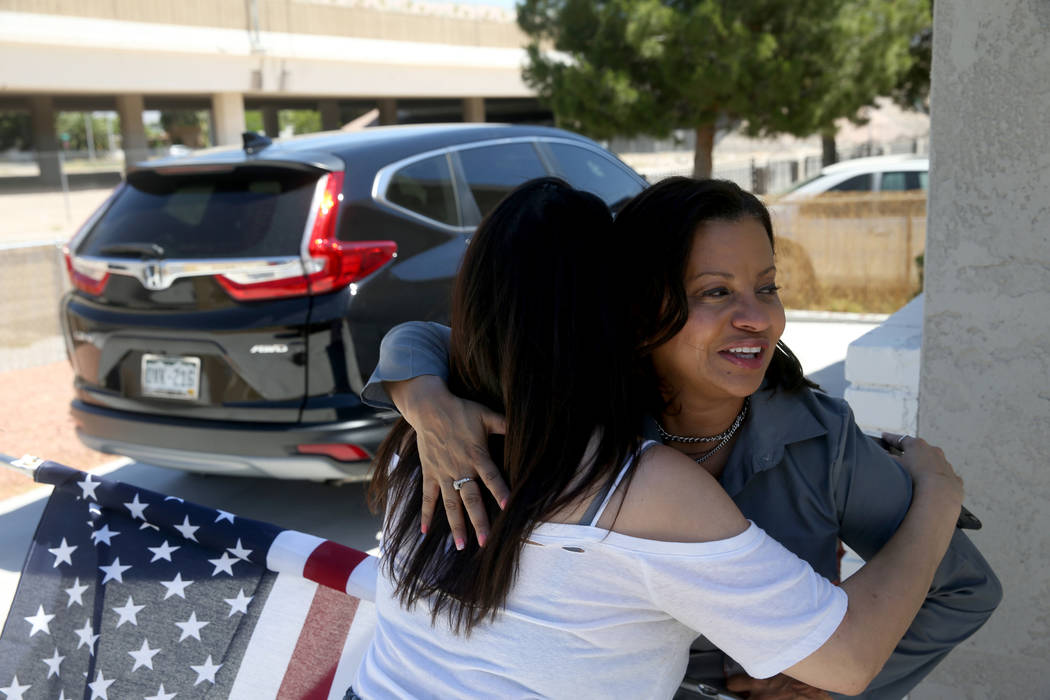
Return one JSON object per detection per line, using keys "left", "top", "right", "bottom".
{"left": 0, "top": 241, "right": 71, "bottom": 372}
{"left": 0, "top": 149, "right": 128, "bottom": 246}
{"left": 0, "top": 150, "right": 139, "bottom": 372}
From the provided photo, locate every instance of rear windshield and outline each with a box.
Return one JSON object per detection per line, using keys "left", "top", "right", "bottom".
{"left": 79, "top": 167, "right": 321, "bottom": 259}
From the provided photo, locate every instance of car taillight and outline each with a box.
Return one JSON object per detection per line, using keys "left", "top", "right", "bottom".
{"left": 63, "top": 186, "right": 123, "bottom": 297}
{"left": 297, "top": 443, "right": 371, "bottom": 462}
{"left": 63, "top": 246, "right": 110, "bottom": 296}
{"left": 214, "top": 259, "right": 312, "bottom": 301}
{"left": 217, "top": 171, "right": 397, "bottom": 301}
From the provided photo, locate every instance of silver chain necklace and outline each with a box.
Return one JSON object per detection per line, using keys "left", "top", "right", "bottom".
{"left": 656, "top": 397, "right": 750, "bottom": 464}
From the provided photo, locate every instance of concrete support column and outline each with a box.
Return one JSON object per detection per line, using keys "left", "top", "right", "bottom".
{"left": 915, "top": 1, "right": 1049, "bottom": 697}
{"left": 28, "top": 96, "right": 60, "bottom": 187}
{"left": 462, "top": 97, "right": 485, "bottom": 123}
{"left": 261, "top": 106, "right": 280, "bottom": 138}
{"left": 319, "top": 99, "right": 341, "bottom": 131}
{"left": 211, "top": 92, "right": 246, "bottom": 147}
{"left": 377, "top": 99, "right": 398, "bottom": 126}
{"left": 115, "top": 94, "right": 148, "bottom": 170}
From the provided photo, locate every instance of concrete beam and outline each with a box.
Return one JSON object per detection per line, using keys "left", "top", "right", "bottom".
{"left": 462, "top": 97, "right": 485, "bottom": 123}
{"left": 211, "top": 92, "right": 246, "bottom": 147}
{"left": 27, "top": 96, "right": 60, "bottom": 187}
{"left": 319, "top": 100, "right": 341, "bottom": 131}
{"left": 0, "top": 38, "right": 531, "bottom": 99}
{"left": 115, "top": 94, "right": 148, "bottom": 170}
{"left": 52, "top": 96, "right": 118, "bottom": 112}
{"left": 143, "top": 96, "right": 212, "bottom": 111}
{"left": 378, "top": 99, "right": 398, "bottom": 126}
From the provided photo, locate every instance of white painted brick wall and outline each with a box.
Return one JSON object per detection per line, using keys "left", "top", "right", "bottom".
{"left": 843, "top": 294, "right": 924, "bottom": 435}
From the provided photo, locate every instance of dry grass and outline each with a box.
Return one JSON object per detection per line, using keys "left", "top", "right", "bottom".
{"left": 769, "top": 191, "right": 926, "bottom": 313}
{"left": 786, "top": 283, "right": 919, "bottom": 314}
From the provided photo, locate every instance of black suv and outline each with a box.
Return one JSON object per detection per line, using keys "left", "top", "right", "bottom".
{"left": 61, "top": 124, "right": 646, "bottom": 480}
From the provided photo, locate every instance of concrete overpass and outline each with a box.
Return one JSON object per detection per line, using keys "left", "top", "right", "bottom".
{"left": 0, "top": 0, "right": 546, "bottom": 183}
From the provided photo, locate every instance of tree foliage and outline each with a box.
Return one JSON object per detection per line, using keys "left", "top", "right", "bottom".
{"left": 280, "top": 109, "right": 322, "bottom": 135}
{"left": 159, "top": 110, "right": 210, "bottom": 148}
{"left": 55, "top": 112, "right": 121, "bottom": 152}
{"left": 245, "top": 111, "right": 265, "bottom": 134}
{"left": 890, "top": 0, "right": 932, "bottom": 113}
{"left": 518, "top": 0, "right": 930, "bottom": 177}
{"left": 0, "top": 111, "right": 31, "bottom": 151}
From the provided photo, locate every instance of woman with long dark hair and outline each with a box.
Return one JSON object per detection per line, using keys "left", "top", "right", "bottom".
{"left": 349, "top": 178, "right": 966, "bottom": 699}
{"left": 359, "top": 177, "right": 999, "bottom": 699}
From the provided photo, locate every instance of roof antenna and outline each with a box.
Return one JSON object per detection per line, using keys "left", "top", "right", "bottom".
{"left": 243, "top": 131, "right": 272, "bottom": 155}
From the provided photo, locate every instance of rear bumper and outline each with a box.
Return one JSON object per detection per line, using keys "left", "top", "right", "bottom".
{"left": 72, "top": 399, "right": 400, "bottom": 481}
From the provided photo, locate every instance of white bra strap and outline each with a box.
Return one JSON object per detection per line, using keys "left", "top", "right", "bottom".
{"left": 587, "top": 440, "right": 659, "bottom": 527}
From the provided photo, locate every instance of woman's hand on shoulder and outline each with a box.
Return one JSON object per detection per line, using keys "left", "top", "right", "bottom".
{"left": 883, "top": 432, "right": 964, "bottom": 509}
{"left": 606, "top": 444, "right": 748, "bottom": 543}
{"left": 386, "top": 375, "right": 509, "bottom": 549}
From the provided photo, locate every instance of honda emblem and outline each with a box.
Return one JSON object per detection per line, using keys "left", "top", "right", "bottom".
{"left": 142, "top": 263, "right": 167, "bottom": 290}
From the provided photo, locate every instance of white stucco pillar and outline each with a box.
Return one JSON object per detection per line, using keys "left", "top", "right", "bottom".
{"left": 28, "top": 95, "right": 60, "bottom": 186}
{"left": 916, "top": 1, "right": 1050, "bottom": 697}
{"left": 211, "top": 92, "right": 246, "bottom": 146}
{"left": 319, "top": 99, "right": 341, "bottom": 131}
{"left": 462, "top": 97, "right": 485, "bottom": 123}
{"left": 115, "top": 94, "right": 148, "bottom": 169}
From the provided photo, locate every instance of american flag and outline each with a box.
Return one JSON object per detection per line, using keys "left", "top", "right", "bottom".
{"left": 0, "top": 459, "right": 377, "bottom": 700}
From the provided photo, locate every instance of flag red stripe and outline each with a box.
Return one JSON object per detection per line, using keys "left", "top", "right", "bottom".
{"left": 278, "top": 584, "right": 360, "bottom": 699}
{"left": 303, "top": 539, "right": 368, "bottom": 593}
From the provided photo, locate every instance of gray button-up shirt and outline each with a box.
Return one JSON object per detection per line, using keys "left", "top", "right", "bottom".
{"left": 362, "top": 322, "right": 1002, "bottom": 700}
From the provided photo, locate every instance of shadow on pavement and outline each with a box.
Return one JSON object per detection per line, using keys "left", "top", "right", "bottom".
{"left": 808, "top": 360, "right": 847, "bottom": 399}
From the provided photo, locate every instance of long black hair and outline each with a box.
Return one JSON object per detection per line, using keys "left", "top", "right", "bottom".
{"left": 613, "top": 177, "right": 816, "bottom": 415}
{"left": 369, "top": 178, "right": 643, "bottom": 634}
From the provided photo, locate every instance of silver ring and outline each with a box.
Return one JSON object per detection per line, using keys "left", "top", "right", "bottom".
{"left": 896, "top": 434, "right": 909, "bottom": 450}
{"left": 452, "top": 477, "right": 474, "bottom": 491}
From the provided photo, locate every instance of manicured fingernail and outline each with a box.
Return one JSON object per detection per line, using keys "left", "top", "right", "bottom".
{"left": 478, "top": 532, "right": 488, "bottom": 548}
{"left": 499, "top": 498, "right": 508, "bottom": 510}
{"left": 455, "top": 537, "right": 465, "bottom": 551}
{"left": 420, "top": 523, "right": 428, "bottom": 536}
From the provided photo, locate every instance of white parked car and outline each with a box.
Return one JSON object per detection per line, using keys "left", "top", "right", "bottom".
{"left": 770, "top": 154, "right": 928, "bottom": 236}
{"left": 781, "top": 154, "right": 928, "bottom": 200}
{"left": 767, "top": 155, "right": 928, "bottom": 303}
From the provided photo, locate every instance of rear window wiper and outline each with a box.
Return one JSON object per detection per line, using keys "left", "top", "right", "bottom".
{"left": 97, "top": 243, "right": 166, "bottom": 259}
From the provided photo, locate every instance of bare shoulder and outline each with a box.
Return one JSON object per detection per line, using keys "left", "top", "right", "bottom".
{"left": 601, "top": 444, "right": 749, "bottom": 542}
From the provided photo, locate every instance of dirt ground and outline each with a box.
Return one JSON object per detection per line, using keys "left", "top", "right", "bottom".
{"left": 0, "top": 361, "right": 113, "bottom": 500}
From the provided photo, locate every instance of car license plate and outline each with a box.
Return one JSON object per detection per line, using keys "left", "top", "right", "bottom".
{"left": 141, "top": 354, "right": 201, "bottom": 400}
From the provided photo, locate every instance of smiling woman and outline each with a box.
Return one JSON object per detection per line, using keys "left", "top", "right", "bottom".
{"left": 650, "top": 217, "right": 787, "bottom": 437}
{"left": 620, "top": 179, "right": 812, "bottom": 477}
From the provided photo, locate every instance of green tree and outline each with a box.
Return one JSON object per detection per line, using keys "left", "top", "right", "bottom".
{"left": 55, "top": 112, "right": 121, "bottom": 152}
{"left": 159, "top": 110, "right": 209, "bottom": 148}
{"left": 890, "top": 0, "right": 932, "bottom": 114}
{"left": 0, "top": 111, "right": 31, "bottom": 151}
{"left": 245, "top": 111, "right": 265, "bottom": 134}
{"left": 279, "top": 109, "right": 322, "bottom": 135}
{"left": 808, "top": 1, "right": 931, "bottom": 164}
{"left": 518, "top": 0, "right": 930, "bottom": 177}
